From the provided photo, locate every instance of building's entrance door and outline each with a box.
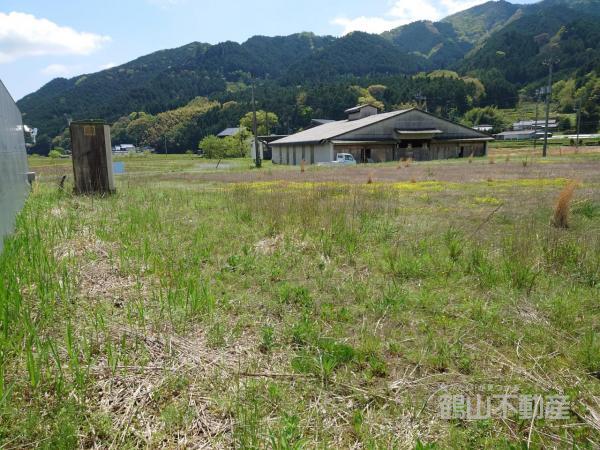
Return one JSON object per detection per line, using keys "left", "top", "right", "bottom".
{"left": 360, "top": 148, "right": 371, "bottom": 163}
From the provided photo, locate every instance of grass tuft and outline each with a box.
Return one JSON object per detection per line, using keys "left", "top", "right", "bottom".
{"left": 552, "top": 180, "right": 579, "bottom": 229}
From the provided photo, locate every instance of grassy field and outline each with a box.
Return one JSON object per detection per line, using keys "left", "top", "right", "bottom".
{"left": 1, "top": 151, "right": 600, "bottom": 448}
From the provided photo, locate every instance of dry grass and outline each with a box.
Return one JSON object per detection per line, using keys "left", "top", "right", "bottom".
{"left": 552, "top": 180, "right": 580, "bottom": 228}
{"left": 5, "top": 153, "right": 600, "bottom": 448}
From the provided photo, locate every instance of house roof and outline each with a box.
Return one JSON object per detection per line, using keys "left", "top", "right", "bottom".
{"left": 311, "top": 119, "right": 335, "bottom": 126}
{"left": 271, "top": 108, "right": 493, "bottom": 145}
{"left": 495, "top": 130, "right": 536, "bottom": 136}
{"left": 271, "top": 110, "right": 410, "bottom": 145}
{"left": 513, "top": 119, "right": 557, "bottom": 125}
{"left": 217, "top": 127, "right": 241, "bottom": 137}
{"left": 344, "top": 104, "right": 376, "bottom": 114}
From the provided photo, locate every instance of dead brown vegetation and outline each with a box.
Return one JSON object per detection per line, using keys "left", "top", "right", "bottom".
{"left": 552, "top": 180, "right": 580, "bottom": 229}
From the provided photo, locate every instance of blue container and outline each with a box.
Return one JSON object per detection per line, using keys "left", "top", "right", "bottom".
{"left": 113, "top": 161, "right": 125, "bottom": 174}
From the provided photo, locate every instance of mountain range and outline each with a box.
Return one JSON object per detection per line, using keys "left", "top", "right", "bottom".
{"left": 17, "top": 0, "right": 600, "bottom": 142}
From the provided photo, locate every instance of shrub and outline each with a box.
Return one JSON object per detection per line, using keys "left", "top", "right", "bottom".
{"left": 48, "top": 149, "right": 62, "bottom": 159}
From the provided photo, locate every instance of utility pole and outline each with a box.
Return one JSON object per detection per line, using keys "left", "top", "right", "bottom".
{"left": 251, "top": 78, "right": 261, "bottom": 168}
{"left": 533, "top": 88, "right": 542, "bottom": 153}
{"left": 542, "top": 59, "right": 558, "bottom": 157}
{"left": 575, "top": 97, "right": 582, "bottom": 152}
{"left": 415, "top": 92, "right": 427, "bottom": 112}
{"left": 265, "top": 110, "right": 270, "bottom": 136}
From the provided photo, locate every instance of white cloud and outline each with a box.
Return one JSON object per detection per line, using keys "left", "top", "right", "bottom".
{"left": 99, "top": 62, "right": 117, "bottom": 70}
{"left": 332, "top": 0, "right": 486, "bottom": 35}
{"left": 332, "top": 17, "right": 406, "bottom": 35}
{"left": 41, "top": 63, "right": 75, "bottom": 76}
{"left": 0, "top": 12, "right": 110, "bottom": 63}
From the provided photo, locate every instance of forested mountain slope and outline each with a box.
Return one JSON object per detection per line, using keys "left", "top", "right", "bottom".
{"left": 17, "top": 0, "right": 600, "bottom": 145}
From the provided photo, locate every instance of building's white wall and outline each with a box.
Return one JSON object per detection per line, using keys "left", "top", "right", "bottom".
{"left": 273, "top": 146, "right": 282, "bottom": 164}
{"left": 272, "top": 143, "right": 332, "bottom": 165}
{"left": 314, "top": 143, "right": 333, "bottom": 163}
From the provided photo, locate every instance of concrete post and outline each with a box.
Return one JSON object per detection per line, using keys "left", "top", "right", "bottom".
{"left": 70, "top": 120, "right": 115, "bottom": 195}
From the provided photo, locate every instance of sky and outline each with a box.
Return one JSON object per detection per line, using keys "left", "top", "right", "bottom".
{"left": 0, "top": 0, "right": 538, "bottom": 101}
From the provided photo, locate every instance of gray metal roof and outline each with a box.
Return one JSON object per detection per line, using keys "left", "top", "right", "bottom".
{"left": 271, "top": 110, "right": 411, "bottom": 145}
{"left": 344, "top": 104, "right": 375, "bottom": 114}
{"left": 513, "top": 119, "right": 557, "bottom": 126}
{"left": 217, "top": 127, "right": 241, "bottom": 137}
{"left": 311, "top": 119, "right": 335, "bottom": 125}
{"left": 496, "top": 130, "right": 536, "bottom": 136}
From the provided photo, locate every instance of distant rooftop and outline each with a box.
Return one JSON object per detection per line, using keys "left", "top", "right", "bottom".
{"left": 495, "top": 130, "right": 537, "bottom": 136}
{"left": 217, "top": 127, "right": 241, "bottom": 138}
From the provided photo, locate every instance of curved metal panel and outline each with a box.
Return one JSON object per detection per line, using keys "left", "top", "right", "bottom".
{"left": 0, "top": 80, "right": 29, "bottom": 252}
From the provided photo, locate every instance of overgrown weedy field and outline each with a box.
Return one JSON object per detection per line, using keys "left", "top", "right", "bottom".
{"left": 1, "top": 152, "right": 600, "bottom": 448}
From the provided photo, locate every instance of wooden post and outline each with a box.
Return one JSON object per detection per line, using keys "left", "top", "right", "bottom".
{"left": 70, "top": 120, "right": 115, "bottom": 195}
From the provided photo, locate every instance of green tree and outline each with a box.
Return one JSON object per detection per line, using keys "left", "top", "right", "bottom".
{"left": 349, "top": 85, "right": 385, "bottom": 111}
{"left": 229, "top": 129, "right": 252, "bottom": 157}
{"left": 126, "top": 112, "right": 156, "bottom": 146}
{"left": 553, "top": 79, "right": 577, "bottom": 113}
{"left": 577, "top": 75, "right": 600, "bottom": 133}
{"left": 558, "top": 116, "right": 572, "bottom": 132}
{"left": 52, "top": 129, "right": 71, "bottom": 152}
{"left": 367, "top": 84, "right": 387, "bottom": 100}
{"left": 463, "top": 106, "right": 507, "bottom": 133}
{"left": 199, "top": 135, "right": 227, "bottom": 159}
{"left": 111, "top": 116, "right": 132, "bottom": 143}
{"left": 30, "top": 134, "right": 51, "bottom": 156}
{"left": 240, "top": 111, "right": 279, "bottom": 136}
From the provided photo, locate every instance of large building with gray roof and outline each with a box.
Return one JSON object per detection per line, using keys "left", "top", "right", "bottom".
{"left": 270, "top": 106, "right": 493, "bottom": 165}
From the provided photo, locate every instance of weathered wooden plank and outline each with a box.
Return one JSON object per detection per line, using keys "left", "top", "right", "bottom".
{"left": 70, "top": 121, "right": 115, "bottom": 195}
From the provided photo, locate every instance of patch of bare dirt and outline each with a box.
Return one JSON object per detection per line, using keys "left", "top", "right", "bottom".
{"left": 86, "top": 323, "right": 284, "bottom": 448}
{"left": 54, "top": 228, "right": 152, "bottom": 306}
{"left": 254, "top": 233, "right": 309, "bottom": 256}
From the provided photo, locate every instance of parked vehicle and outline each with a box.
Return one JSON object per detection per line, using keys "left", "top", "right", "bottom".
{"left": 316, "top": 153, "right": 358, "bottom": 166}
{"left": 333, "top": 153, "right": 357, "bottom": 165}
